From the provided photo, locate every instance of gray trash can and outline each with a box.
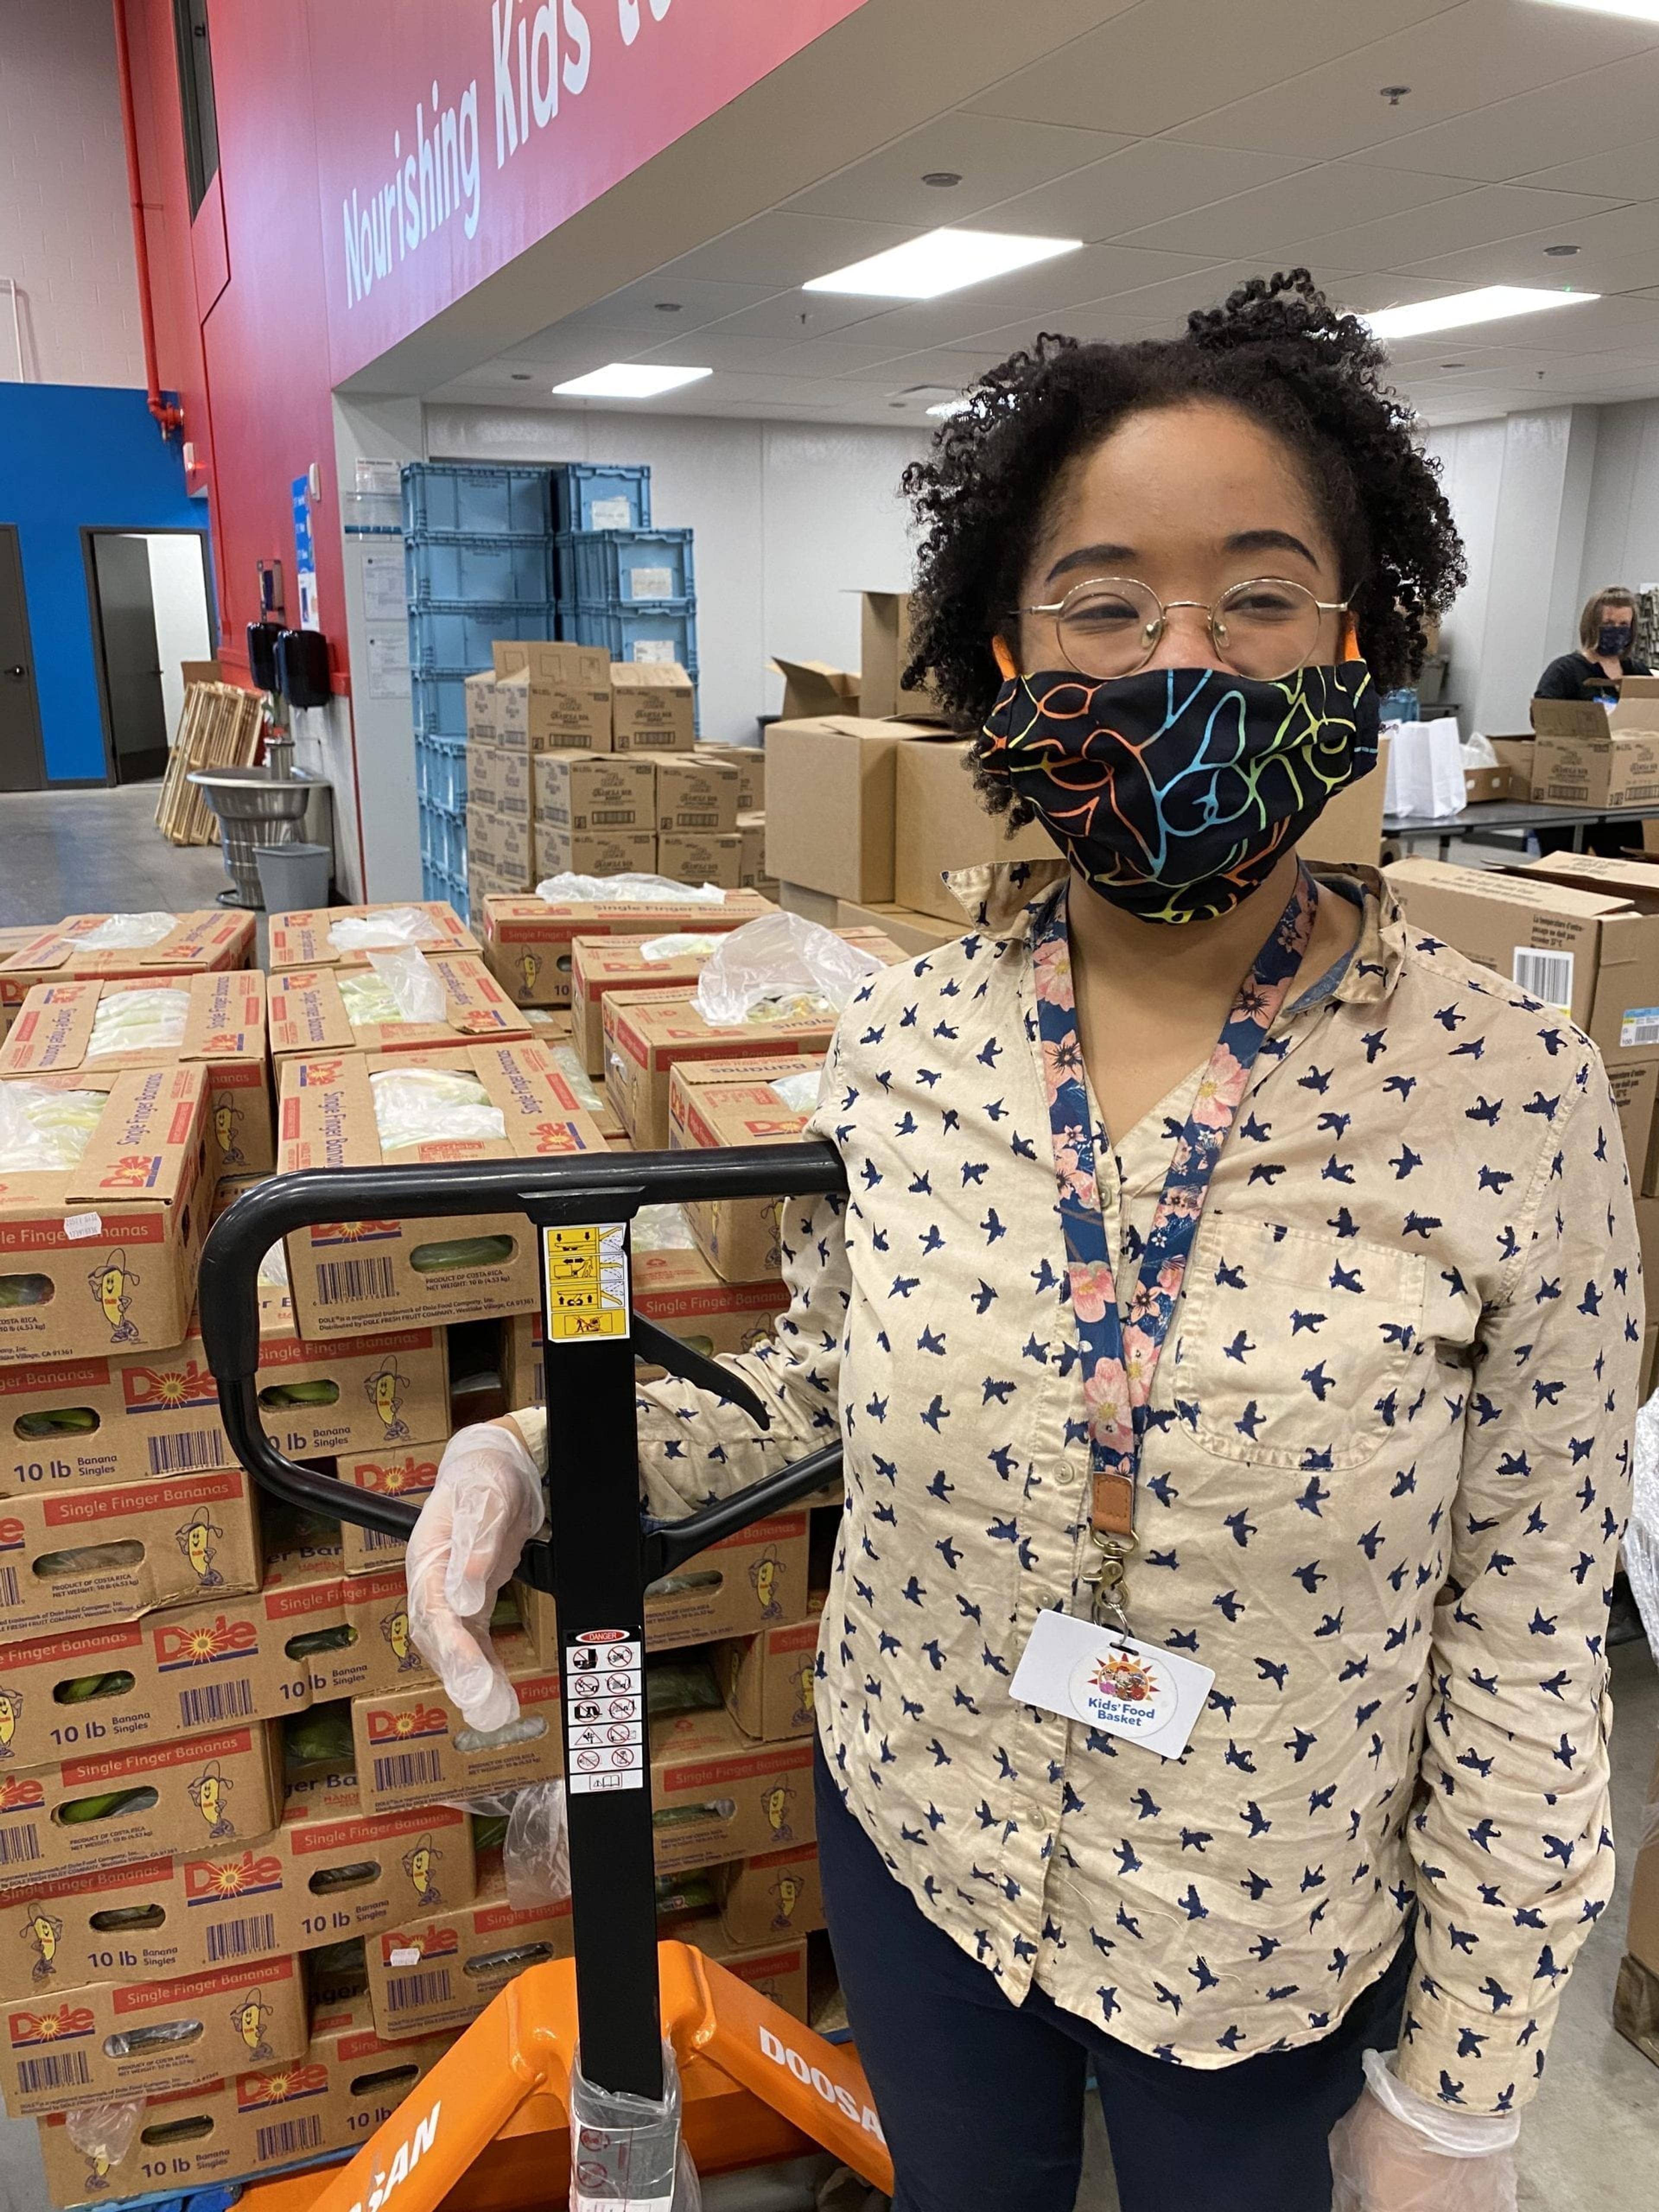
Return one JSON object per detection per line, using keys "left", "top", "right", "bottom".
{"left": 254, "top": 842, "right": 333, "bottom": 914}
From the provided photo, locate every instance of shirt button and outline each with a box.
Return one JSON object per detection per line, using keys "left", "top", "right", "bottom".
{"left": 1057, "top": 1460, "right": 1081, "bottom": 1487}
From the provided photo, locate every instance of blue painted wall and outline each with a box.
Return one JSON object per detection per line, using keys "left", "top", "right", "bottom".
{"left": 0, "top": 383, "right": 210, "bottom": 782}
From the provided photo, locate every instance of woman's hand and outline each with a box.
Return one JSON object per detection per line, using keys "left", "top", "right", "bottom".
{"left": 1329, "top": 2053, "right": 1518, "bottom": 2212}
{"left": 405, "top": 1419, "right": 545, "bottom": 1731}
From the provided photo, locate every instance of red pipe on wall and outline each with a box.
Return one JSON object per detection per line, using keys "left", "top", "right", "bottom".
{"left": 111, "top": 0, "right": 184, "bottom": 437}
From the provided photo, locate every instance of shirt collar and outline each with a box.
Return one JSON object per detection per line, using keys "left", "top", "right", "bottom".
{"left": 944, "top": 860, "right": 1406, "bottom": 1009}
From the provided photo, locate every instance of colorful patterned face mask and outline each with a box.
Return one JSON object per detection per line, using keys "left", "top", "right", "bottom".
{"left": 980, "top": 661, "right": 1380, "bottom": 925}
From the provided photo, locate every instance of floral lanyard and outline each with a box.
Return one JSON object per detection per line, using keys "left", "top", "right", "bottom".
{"left": 1031, "top": 866, "right": 1318, "bottom": 1630}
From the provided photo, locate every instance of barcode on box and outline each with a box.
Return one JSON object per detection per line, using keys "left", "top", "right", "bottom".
{"left": 1513, "top": 947, "right": 1574, "bottom": 1012}
{"left": 256, "top": 2113, "right": 324, "bottom": 2165}
{"left": 0, "top": 1824, "right": 41, "bottom": 1868}
{"left": 1621, "top": 1005, "right": 1659, "bottom": 1049}
{"left": 316, "top": 1255, "right": 397, "bottom": 1306}
{"left": 363, "top": 1528, "right": 402, "bottom": 1553}
{"left": 207, "top": 1911, "right": 276, "bottom": 1963}
{"left": 592, "top": 810, "right": 637, "bottom": 826}
{"left": 149, "top": 1429, "right": 228, "bottom": 1476}
{"left": 18, "top": 2050, "right": 91, "bottom": 2096}
{"left": 674, "top": 813, "right": 718, "bottom": 830}
{"left": 0, "top": 1567, "right": 19, "bottom": 1611}
{"left": 178, "top": 1678, "right": 257, "bottom": 1731}
{"left": 385, "top": 1968, "right": 452, "bottom": 2013}
{"left": 373, "top": 1750, "right": 443, "bottom": 1794}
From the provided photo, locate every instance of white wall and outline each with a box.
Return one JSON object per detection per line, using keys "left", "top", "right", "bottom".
{"left": 0, "top": 0, "right": 142, "bottom": 385}
{"left": 138, "top": 533, "right": 213, "bottom": 745}
{"left": 422, "top": 404, "right": 928, "bottom": 746}
{"left": 1578, "top": 399, "right": 1659, "bottom": 603}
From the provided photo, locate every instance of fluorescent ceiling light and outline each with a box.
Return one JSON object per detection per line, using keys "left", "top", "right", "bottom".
{"left": 926, "top": 396, "right": 971, "bottom": 417}
{"left": 1529, "top": 0, "right": 1659, "bottom": 19}
{"left": 1363, "top": 286, "right": 1599, "bottom": 340}
{"left": 804, "top": 228, "right": 1082, "bottom": 300}
{"left": 552, "top": 363, "right": 713, "bottom": 398}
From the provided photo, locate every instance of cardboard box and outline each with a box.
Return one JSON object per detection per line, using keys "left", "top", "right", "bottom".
{"left": 1625, "top": 1743, "right": 1659, "bottom": 1977}
{"left": 467, "top": 806, "right": 536, "bottom": 893}
{"left": 1300, "top": 750, "right": 1388, "bottom": 869}
{"left": 1531, "top": 683, "right": 1659, "bottom": 807}
{"left": 1643, "top": 1322, "right": 1659, "bottom": 1402}
{"left": 777, "top": 884, "right": 841, "bottom": 927}
{"left": 649, "top": 756, "right": 740, "bottom": 838}
{"left": 893, "top": 738, "right": 1056, "bottom": 921}
{"left": 0, "top": 913, "right": 255, "bottom": 1032}
{"left": 269, "top": 956, "right": 531, "bottom": 1061}
{"left": 657, "top": 830, "right": 743, "bottom": 890}
{"left": 351, "top": 1654, "right": 562, "bottom": 1817}
{"left": 365, "top": 1868, "right": 571, "bottom": 2040}
{"left": 611, "top": 664, "right": 695, "bottom": 753}
{"left": 266, "top": 906, "right": 479, "bottom": 974}
{"left": 680, "top": 1914, "right": 808, "bottom": 2020}
{"left": 696, "top": 744, "right": 766, "bottom": 814}
{"left": 717, "top": 1841, "right": 823, "bottom": 1948}
{"left": 0, "top": 971, "right": 273, "bottom": 1176}
{"left": 533, "top": 823, "right": 658, "bottom": 880}
{"left": 35, "top": 1990, "right": 454, "bottom": 2209}
{"left": 496, "top": 672, "right": 611, "bottom": 756}
{"left": 0, "top": 1469, "right": 259, "bottom": 1639}
{"left": 1383, "top": 856, "right": 1659, "bottom": 1069}
{"left": 0, "top": 1949, "right": 307, "bottom": 2118}
{"left": 1608, "top": 1058, "right": 1659, "bottom": 1185}
{"left": 532, "top": 749, "right": 655, "bottom": 842}
{"left": 770, "top": 660, "right": 859, "bottom": 724}
{"left": 481, "top": 888, "right": 773, "bottom": 1008}
{"left": 650, "top": 1709, "right": 815, "bottom": 1875}
{"left": 0, "top": 1065, "right": 211, "bottom": 1366}
{"left": 858, "top": 593, "right": 946, "bottom": 721}
{"left": 765, "top": 718, "right": 940, "bottom": 904}
{"left": 834, "top": 899, "right": 959, "bottom": 955}
{"left": 464, "top": 671, "right": 497, "bottom": 743}
{"left": 715, "top": 1617, "right": 820, "bottom": 1743}
{"left": 604, "top": 990, "right": 836, "bottom": 1150}
{"left": 327, "top": 1441, "right": 443, "bottom": 1573}
{"left": 1486, "top": 735, "right": 1534, "bottom": 801}
{"left": 0, "top": 1722, "right": 282, "bottom": 1888}
{"left": 493, "top": 641, "right": 607, "bottom": 686}
{"left": 276, "top": 1043, "right": 606, "bottom": 1338}
{"left": 1462, "top": 765, "right": 1511, "bottom": 804}
{"left": 466, "top": 742, "right": 534, "bottom": 822}
{"left": 668, "top": 1055, "right": 826, "bottom": 1282}
{"left": 0, "top": 1798, "right": 475, "bottom": 2002}
{"left": 737, "top": 812, "right": 769, "bottom": 893}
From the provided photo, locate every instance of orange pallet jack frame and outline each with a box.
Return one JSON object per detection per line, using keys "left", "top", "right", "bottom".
{"left": 199, "top": 1140, "right": 893, "bottom": 2211}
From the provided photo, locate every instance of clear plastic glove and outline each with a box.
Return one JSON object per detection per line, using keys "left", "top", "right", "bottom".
{"left": 1329, "top": 2052, "right": 1519, "bottom": 2212}
{"left": 406, "top": 1421, "right": 545, "bottom": 1732}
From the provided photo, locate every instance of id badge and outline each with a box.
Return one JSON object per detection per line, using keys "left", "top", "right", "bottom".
{"left": 1008, "top": 1608, "right": 1214, "bottom": 1761}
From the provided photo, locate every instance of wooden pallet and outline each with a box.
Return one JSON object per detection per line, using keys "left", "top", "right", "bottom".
{"left": 1613, "top": 1950, "right": 1659, "bottom": 2068}
{"left": 156, "top": 681, "right": 264, "bottom": 846}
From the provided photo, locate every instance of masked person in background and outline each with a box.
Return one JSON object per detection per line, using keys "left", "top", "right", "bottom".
{"left": 406, "top": 272, "right": 1638, "bottom": 2212}
{"left": 1535, "top": 585, "right": 1650, "bottom": 706}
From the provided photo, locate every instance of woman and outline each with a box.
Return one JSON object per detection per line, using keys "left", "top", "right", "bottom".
{"left": 1535, "top": 585, "right": 1650, "bottom": 705}
{"left": 408, "top": 273, "right": 1637, "bottom": 2212}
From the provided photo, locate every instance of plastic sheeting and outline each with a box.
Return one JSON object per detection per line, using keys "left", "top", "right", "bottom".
{"left": 370, "top": 1066, "right": 505, "bottom": 1151}
{"left": 694, "top": 913, "right": 880, "bottom": 1028}
{"left": 76, "top": 912, "right": 178, "bottom": 949}
{"left": 329, "top": 905, "right": 445, "bottom": 950}
{"left": 84, "top": 986, "right": 191, "bottom": 1059}
{"left": 0, "top": 1082, "right": 105, "bottom": 1172}
{"left": 534, "top": 873, "right": 727, "bottom": 908}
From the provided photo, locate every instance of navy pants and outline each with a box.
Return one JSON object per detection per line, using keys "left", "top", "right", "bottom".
{"left": 815, "top": 1747, "right": 1409, "bottom": 2212}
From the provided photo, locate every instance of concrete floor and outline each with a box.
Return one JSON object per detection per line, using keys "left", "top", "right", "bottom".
{"left": 0, "top": 782, "right": 1656, "bottom": 2209}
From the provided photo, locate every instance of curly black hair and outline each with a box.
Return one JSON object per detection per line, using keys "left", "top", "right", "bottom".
{"left": 902, "top": 269, "right": 1466, "bottom": 820}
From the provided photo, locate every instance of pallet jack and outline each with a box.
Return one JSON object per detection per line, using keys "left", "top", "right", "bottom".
{"left": 197, "top": 1141, "right": 893, "bottom": 2212}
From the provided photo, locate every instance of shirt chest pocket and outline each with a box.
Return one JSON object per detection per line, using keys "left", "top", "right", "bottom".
{"left": 1170, "top": 1212, "right": 1427, "bottom": 1473}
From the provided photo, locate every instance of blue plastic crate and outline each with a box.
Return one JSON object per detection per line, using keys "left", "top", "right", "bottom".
{"left": 411, "top": 669, "right": 468, "bottom": 738}
{"left": 415, "top": 733, "right": 467, "bottom": 811}
{"left": 408, "top": 535, "right": 555, "bottom": 605}
{"left": 418, "top": 795, "right": 467, "bottom": 880}
{"left": 422, "top": 856, "right": 470, "bottom": 921}
{"left": 409, "top": 603, "right": 557, "bottom": 672}
{"left": 559, "top": 597, "right": 698, "bottom": 668}
{"left": 555, "top": 528, "right": 693, "bottom": 605}
{"left": 401, "top": 463, "right": 552, "bottom": 538}
{"left": 552, "top": 462, "right": 651, "bottom": 533}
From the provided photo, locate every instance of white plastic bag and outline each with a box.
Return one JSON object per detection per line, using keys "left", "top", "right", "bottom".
{"left": 1630, "top": 1390, "right": 1659, "bottom": 1656}
{"left": 64, "top": 2099, "right": 142, "bottom": 2189}
{"left": 638, "top": 932, "right": 720, "bottom": 963}
{"left": 329, "top": 904, "right": 444, "bottom": 950}
{"left": 457, "top": 1780, "right": 574, "bottom": 1912}
{"left": 1384, "top": 718, "right": 1465, "bottom": 820}
{"left": 83, "top": 985, "right": 192, "bottom": 1060}
{"left": 368, "top": 947, "right": 448, "bottom": 1023}
{"left": 534, "top": 872, "right": 727, "bottom": 907}
{"left": 694, "top": 913, "right": 880, "bottom": 1028}
{"left": 1461, "top": 731, "right": 1498, "bottom": 769}
{"left": 0, "top": 1083, "right": 105, "bottom": 1172}
{"left": 370, "top": 1065, "right": 505, "bottom": 1151}
{"left": 76, "top": 912, "right": 177, "bottom": 949}
{"left": 632, "top": 1204, "right": 699, "bottom": 1252}
{"left": 569, "top": 2041, "right": 702, "bottom": 2212}
{"left": 768, "top": 1067, "right": 824, "bottom": 1114}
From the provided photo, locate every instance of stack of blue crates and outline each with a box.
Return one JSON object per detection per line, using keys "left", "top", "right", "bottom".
{"left": 404, "top": 462, "right": 559, "bottom": 914}
{"left": 551, "top": 464, "right": 699, "bottom": 725}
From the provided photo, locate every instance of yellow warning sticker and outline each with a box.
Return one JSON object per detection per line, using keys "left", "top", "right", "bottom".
{"left": 543, "top": 1224, "right": 631, "bottom": 1343}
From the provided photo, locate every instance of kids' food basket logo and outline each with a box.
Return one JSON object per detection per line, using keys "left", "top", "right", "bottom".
{"left": 1072, "top": 1647, "right": 1164, "bottom": 1734}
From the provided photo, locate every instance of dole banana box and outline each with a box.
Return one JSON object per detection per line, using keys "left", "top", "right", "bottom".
{"left": 603, "top": 991, "right": 837, "bottom": 1150}
{"left": 34, "top": 1989, "right": 454, "bottom": 2209}
{"left": 714, "top": 1616, "right": 822, "bottom": 1743}
{"left": 0, "top": 1313, "right": 446, "bottom": 1492}
{"left": 716, "top": 1840, "right": 824, "bottom": 1948}
{"left": 0, "top": 1796, "right": 474, "bottom": 2002}
{"left": 0, "top": 970, "right": 274, "bottom": 1175}
{"left": 0, "top": 1949, "right": 308, "bottom": 2117}
{"left": 0, "top": 1468, "right": 261, "bottom": 1640}
{"left": 0, "top": 912, "right": 256, "bottom": 1030}
{"left": 682, "top": 1913, "right": 808, "bottom": 2022}
{"left": 352, "top": 1644, "right": 563, "bottom": 1816}
{"left": 0, "top": 1065, "right": 212, "bottom": 1366}
{"left": 267, "top": 955, "right": 531, "bottom": 1060}
{"left": 480, "top": 887, "right": 775, "bottom": 1009}
{"left": 276, "top": 1042, "right": 606, "bottom": 1337}
{"left": 265, "top": 904, "right": 479, "bottom": 973}
{"left": 649, "top": 1709, "right": 815, "bottom": 1877}
{"left": 327, "top": 1439, "right": 442, "bottom": 1573}
{"left": 0, "top": 1722, "right": 282, "bottom": 1888}
{"left": 667, "top": 1052, "right": 827, "bottom": 1284}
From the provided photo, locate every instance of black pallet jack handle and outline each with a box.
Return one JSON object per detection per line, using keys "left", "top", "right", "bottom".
{"left": 198, "top": 1140, "right": 848, "bottom": 2106}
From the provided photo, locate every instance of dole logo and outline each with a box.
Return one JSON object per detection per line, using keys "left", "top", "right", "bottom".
{"left": 184, "top": 1851, "right": 283, "bottom": 1906}
{"left": 381, "top": 1927, "right": 456, "bottom": 1965}
{"left": 311, "top": 1220, "right": 400, "bottom": 1246}
{"left": 96, "top": 1153, "right": 163, "bottom": 1192}
{"left": 356, "top": 1456, "right": 438, "bottom": 1496}
{"left": 123, "top": 1357, "right": 218, "bottom": 1414}
{"left": 0, "top": 1779, "right": 45, "bottom": 1812}
{"left": 0, "top": 1519, "right": 23, "bottom": 1556}
{"left": 153, "top": 1614, "right": 259, "bottom": 1669}
{"left": 236, "top": 2060, "right": 328, "bottom": 2113}
{"left": 10, "top": 2004, "right": 93, "bottom": 2048}
{"left": 366, "top": 1703, "right": 448, "bottom": 1743}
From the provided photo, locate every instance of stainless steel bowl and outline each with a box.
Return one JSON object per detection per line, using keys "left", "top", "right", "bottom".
{"left": 189, "top": 767, "right": 321, "bottom": 908}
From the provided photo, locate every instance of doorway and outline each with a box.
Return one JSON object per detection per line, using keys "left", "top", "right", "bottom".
{"left": 84, "top": 528, "right": 214, "bottom": 785}
{"left": 0, "top": 525, "right": 45, "bottom": 791}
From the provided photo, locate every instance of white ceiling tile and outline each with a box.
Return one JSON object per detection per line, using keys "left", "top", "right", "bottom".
{"left": 1278, "top": 182, "right": 1625, "bottom": 271}
{"left": 507, "top": 278, "right": 780, "bottom": 350}
{"left": 1518, "top": 137, "right": 1659, "bottom": 202}
{"left": 688, "top": 291, "right": 900, "bottom": 343}
{"left": 1354, "top": 48, "right": 1659, "bottom": 184}
{"left": 1113, "top": 161, "right": 1479, "bottom": 258}
{"left": 779, "top": 114, "right": 1129, "bottom": 225}
{"left": 967, "top": 140, "right": 1313, "bottom": 243}
{"left": 964, "top": 0, "right": 1463, "bottom": 138}
{"left": 652, "top": 213, "right": 923, "bottom": 287}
